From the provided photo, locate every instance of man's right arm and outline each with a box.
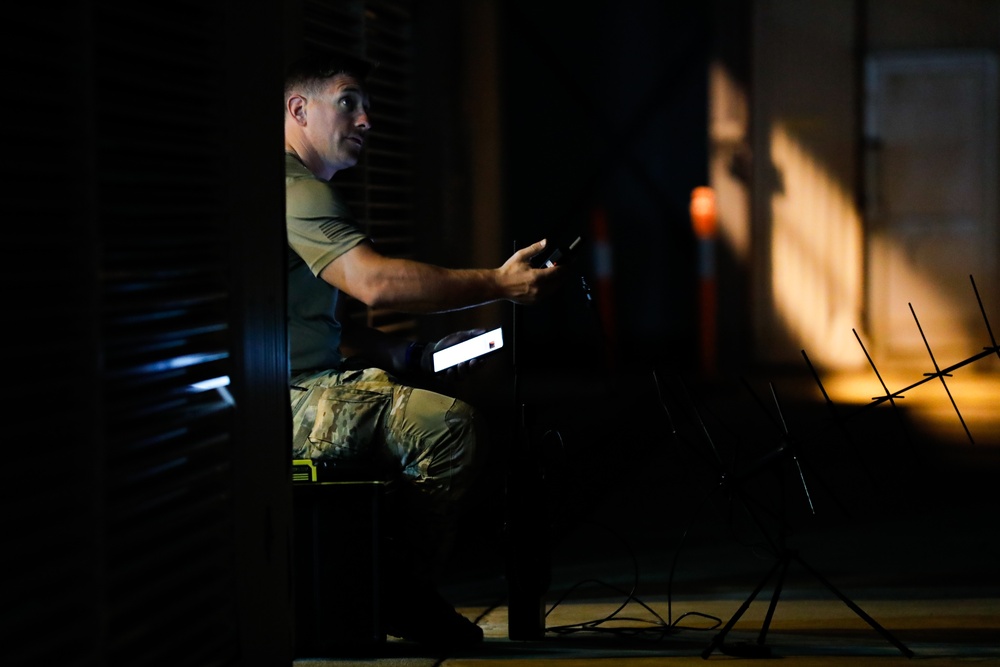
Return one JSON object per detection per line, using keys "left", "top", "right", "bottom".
{"left": 318, "top": 239, "right": 562, "bottom": 314}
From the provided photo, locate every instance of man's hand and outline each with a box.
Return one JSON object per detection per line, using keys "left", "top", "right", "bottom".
{"left": 419, "top": 328, "right": 490, "bottom": 378}
{"left": 495, "top": 240, "right": 568, "bottom": 305}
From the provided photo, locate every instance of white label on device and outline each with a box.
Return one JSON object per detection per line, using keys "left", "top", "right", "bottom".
{"left": 432, "top": 327, "right": 504, "bottom": 372}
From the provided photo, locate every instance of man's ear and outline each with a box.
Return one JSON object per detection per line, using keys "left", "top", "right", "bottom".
{"left": 287, "top": 94, "right": 308, "bottom": 125}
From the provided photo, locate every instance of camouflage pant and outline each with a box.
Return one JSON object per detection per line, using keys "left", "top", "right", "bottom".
{"left": 290, "top": 367, "right": 482, "bottom": 576}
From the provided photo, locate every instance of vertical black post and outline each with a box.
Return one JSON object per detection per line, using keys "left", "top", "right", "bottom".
{"left": 504, "top": 261, "right": 550, "bottom": 640}
{"left": 504, "top": 403, "right": 550, "bottom": 640}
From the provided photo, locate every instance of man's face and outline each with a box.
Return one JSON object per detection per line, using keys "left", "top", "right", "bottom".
{"left": 304, "top": 73, "right": 371, "bottom": 174}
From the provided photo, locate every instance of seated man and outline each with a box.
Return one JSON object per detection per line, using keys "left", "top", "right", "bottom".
{"left": 283, "top": 53, "right": 564, "bottom": 647}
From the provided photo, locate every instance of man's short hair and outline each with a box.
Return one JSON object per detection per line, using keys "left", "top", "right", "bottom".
{"left": 284, "top": 52, "right": 376, "bottom": 99}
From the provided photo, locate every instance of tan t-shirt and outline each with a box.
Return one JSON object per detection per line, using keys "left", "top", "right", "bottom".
{"left": 285, "top": 152, "right": 368, "bottom": 373}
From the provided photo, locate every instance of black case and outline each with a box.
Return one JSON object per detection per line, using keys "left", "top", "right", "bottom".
{"left": 292, "top": 459, "right": 385, "bottom": 655}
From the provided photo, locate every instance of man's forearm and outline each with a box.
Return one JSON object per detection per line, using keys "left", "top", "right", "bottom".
{"left": 328, "top": 256, "right": 518, "bottom": 313}
{"left": 359, "top": 260, "right": 508, "bottom": 313}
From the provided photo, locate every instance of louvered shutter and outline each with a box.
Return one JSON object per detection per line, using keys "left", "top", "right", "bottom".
{"left": 2, "top": 3, "right": 289, "bottom": 666}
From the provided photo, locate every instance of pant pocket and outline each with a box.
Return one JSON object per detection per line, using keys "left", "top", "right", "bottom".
{"left": 306, "top": 386, "right": 388, "bottom": 460}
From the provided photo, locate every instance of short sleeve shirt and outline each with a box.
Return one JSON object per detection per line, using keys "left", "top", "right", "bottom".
{"left": 286, "top": 152, "right": 369, "bottom": 373}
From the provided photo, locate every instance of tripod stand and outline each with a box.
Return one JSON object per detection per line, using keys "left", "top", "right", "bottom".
{"left": 505, "top": 242, "right": 601, "bottom": 640}
{"left": 701, "top": 541, "right": 914, "bottom": 659}
{"left": 661, "top": 377, "right": 914, "bottom": 659}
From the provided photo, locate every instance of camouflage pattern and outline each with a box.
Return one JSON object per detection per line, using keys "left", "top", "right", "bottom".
{"left": 290, "top": 366, "right": 482, "bottom": 574}
{"left": 291, "top": 367, "right": 392, "bottom": 461}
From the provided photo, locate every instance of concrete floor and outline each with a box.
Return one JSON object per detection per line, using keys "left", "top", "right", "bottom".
{"left": 294, "top": 364, "right": 1000, "bottom": 665}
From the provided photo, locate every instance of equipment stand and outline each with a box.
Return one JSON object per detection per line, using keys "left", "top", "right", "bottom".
{"left": 701, "top": 545, "right": 914, "bottom": 659}
{"left": 503, "top": 244, "right": 594, "bottom": 640}
{"left": 661, "top": 377, "right": 915, "bottom": 660}
{"left": 503, "top": 253, "right": 550, "bottom": 641}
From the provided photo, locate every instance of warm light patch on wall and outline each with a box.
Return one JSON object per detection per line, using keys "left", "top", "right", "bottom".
{"left": 870, "top": 231, "right": 989, "bottom": 364}
{"left": 769, "top": 122, "right": 864, "bottom": 368}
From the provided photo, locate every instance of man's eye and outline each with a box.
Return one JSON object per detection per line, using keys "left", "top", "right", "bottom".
{"left": 339, "top": 97, "right": 357, "bottom": 111}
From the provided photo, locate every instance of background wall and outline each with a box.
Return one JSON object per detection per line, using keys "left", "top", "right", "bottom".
{"left": 749, "top": 0, "right": 1000, "bottom": 370}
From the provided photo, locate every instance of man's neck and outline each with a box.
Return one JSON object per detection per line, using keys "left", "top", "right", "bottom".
{"left": 284, "top": 138, "right": 336, "bottom": 181}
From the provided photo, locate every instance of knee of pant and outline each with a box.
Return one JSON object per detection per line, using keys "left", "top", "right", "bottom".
{"left": 393, "top": 400, "right": 482, "bottom": 496}
{"left": 415, "top": 417, "right": 479, "bottom": 488}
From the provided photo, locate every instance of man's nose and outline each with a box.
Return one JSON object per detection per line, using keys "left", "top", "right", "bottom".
{"left": 356, "top": 111, "right": 371, "bottom": 131}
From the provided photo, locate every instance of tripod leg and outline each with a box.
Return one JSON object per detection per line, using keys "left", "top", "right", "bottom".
{"left": 793, "top": 553, "right": 915, "bottom": 658}
{"left": 702, "top": 556, "right": 782, "bottom": 659}
{"left": 757, "top": 552, "right": 791, "bottom": 646}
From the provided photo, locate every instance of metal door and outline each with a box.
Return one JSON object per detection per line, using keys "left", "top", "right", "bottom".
{"left": 865, "top": 52, "right": 998, "bottom": 364}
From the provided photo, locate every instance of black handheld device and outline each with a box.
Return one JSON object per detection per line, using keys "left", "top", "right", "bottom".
{"left": 532, "top": 235, "right": 583, "bottom": 268}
